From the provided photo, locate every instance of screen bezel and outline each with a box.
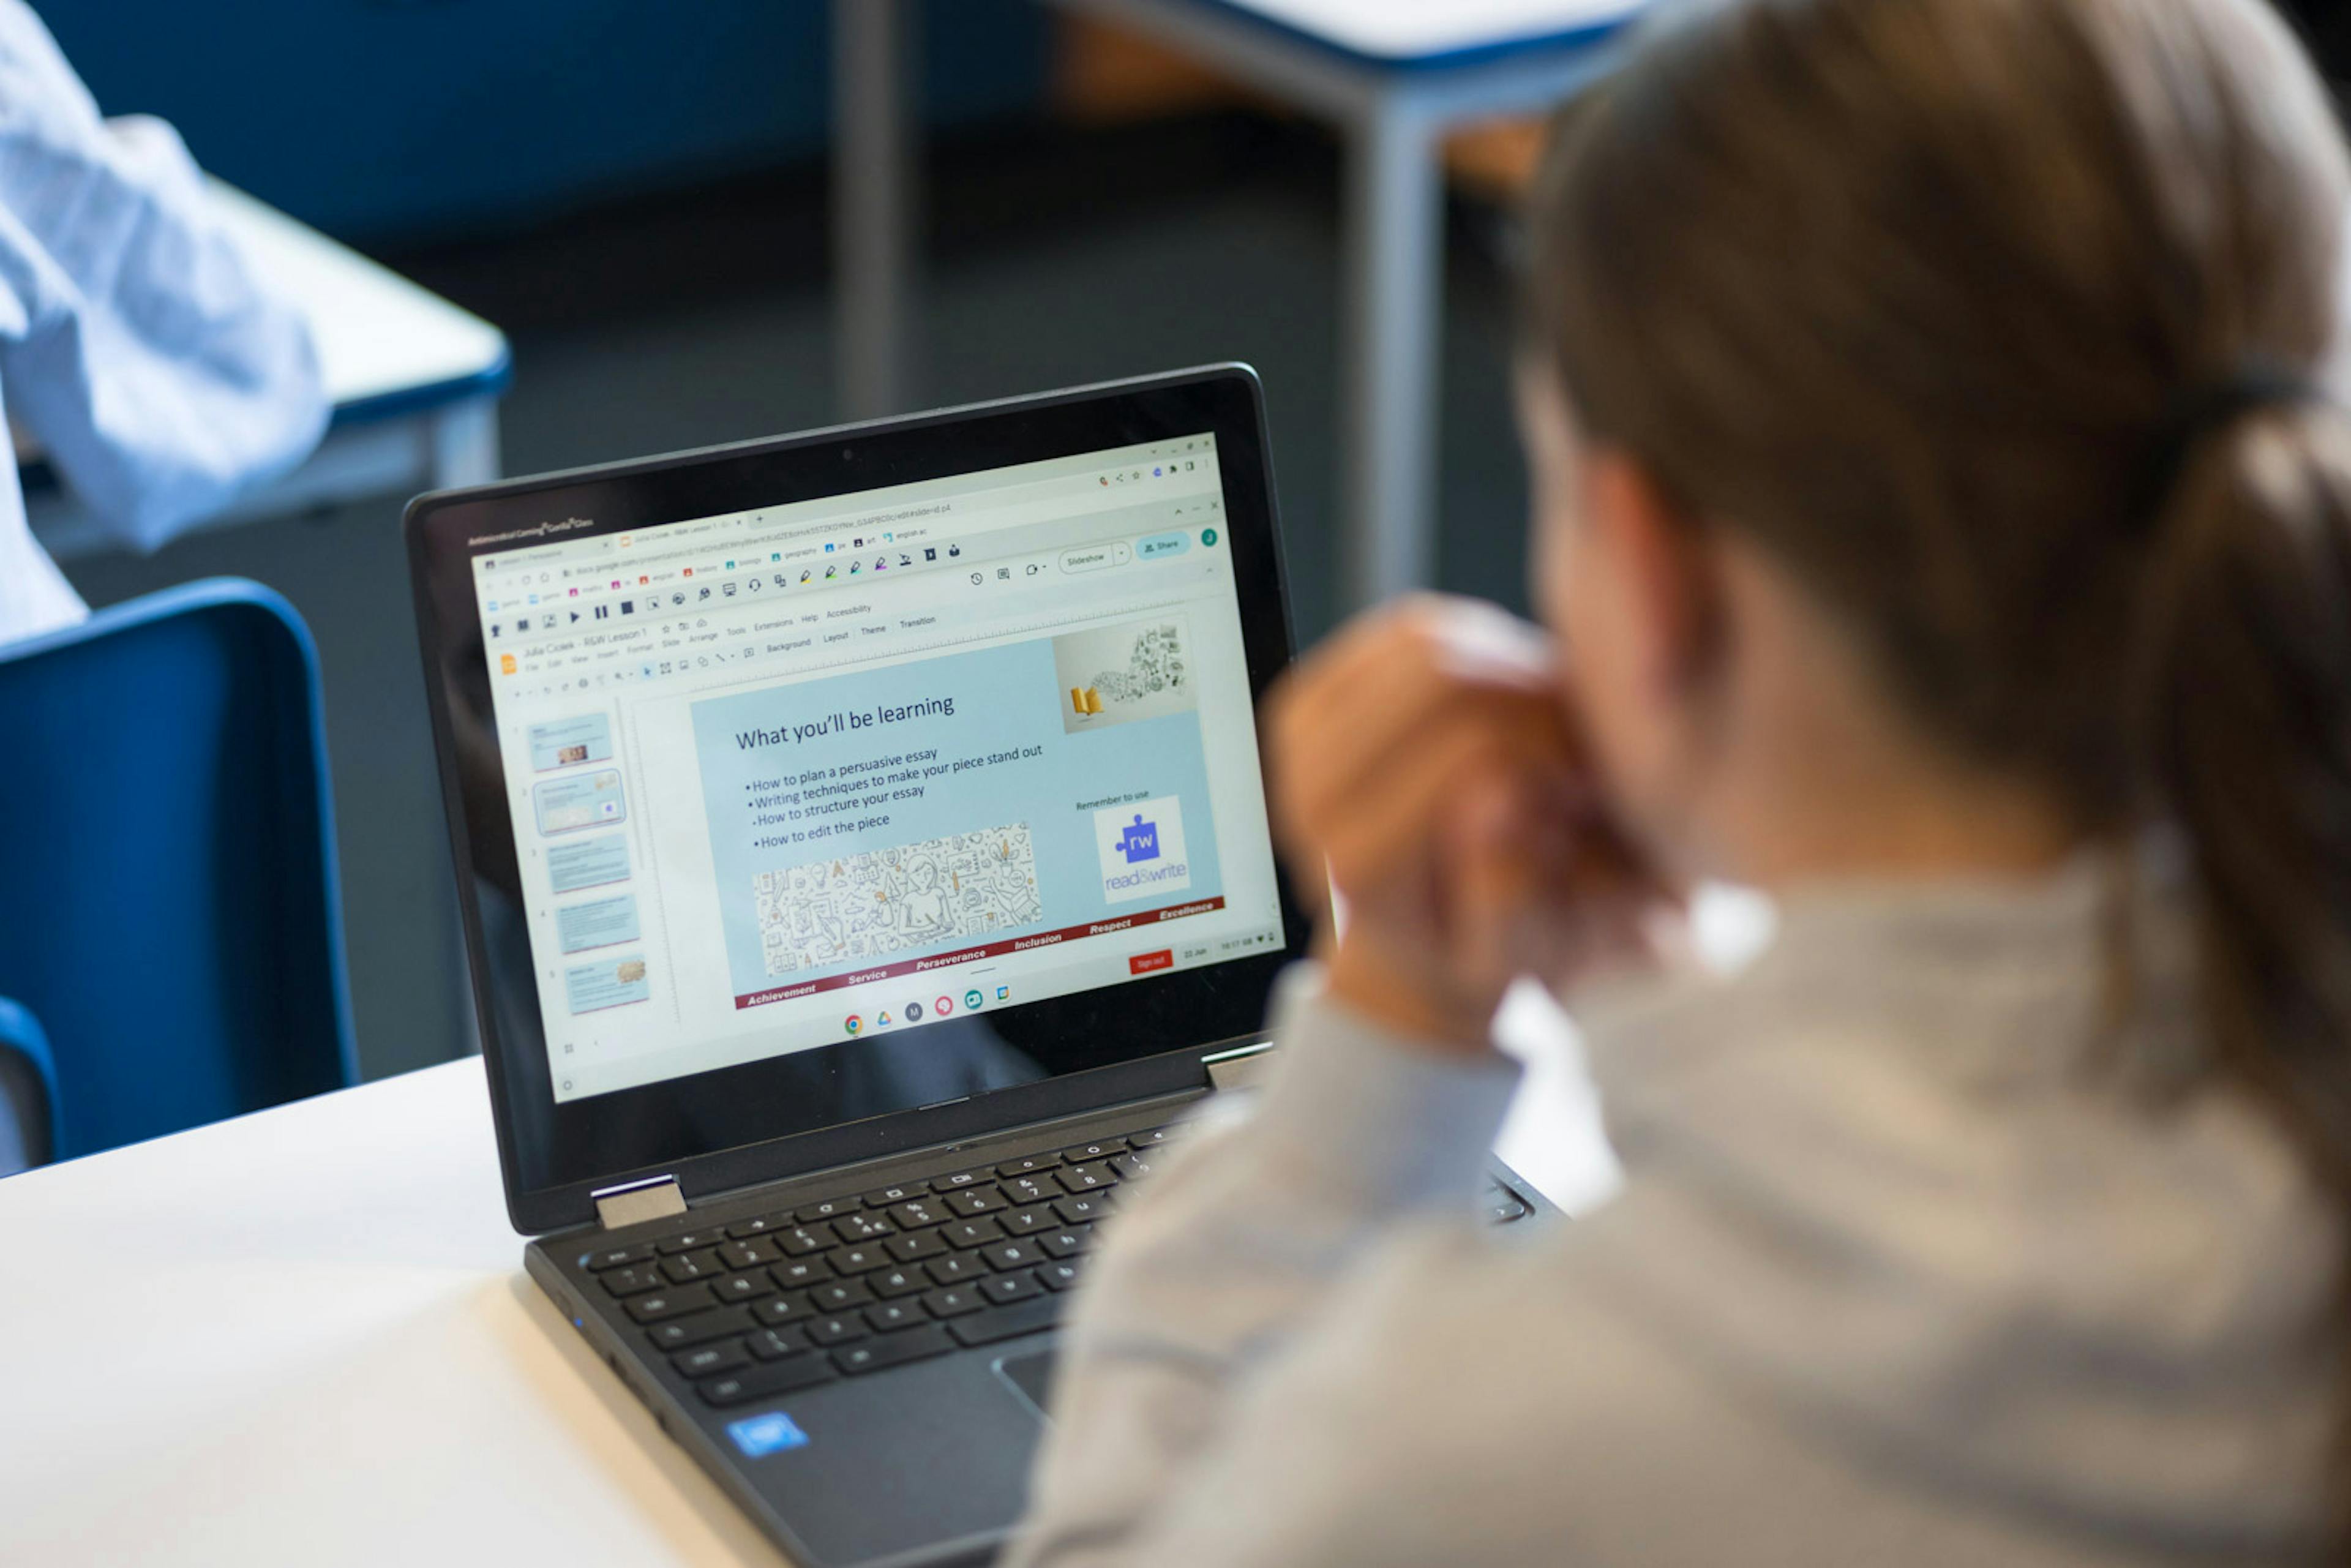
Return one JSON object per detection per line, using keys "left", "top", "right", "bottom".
{"left": 407, "top": 366, "right": 1309, "bottom": 1236}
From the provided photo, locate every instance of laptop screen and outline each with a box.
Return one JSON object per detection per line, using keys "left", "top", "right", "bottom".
{"left": 463, "top": 432, "right": 1286, "bottom": 1104}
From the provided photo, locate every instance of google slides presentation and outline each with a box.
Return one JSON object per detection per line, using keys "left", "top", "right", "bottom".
{"left": 471, "top": 432, "right": 1286, "bottom": 1100}
{"left": 689, "top": 616, "right": 1222, "bottom": 1011}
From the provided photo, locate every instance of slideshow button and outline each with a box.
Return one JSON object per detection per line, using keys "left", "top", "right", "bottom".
{"left": 1129, "top": 949, "right": 1174, "bottom": 976}
{"left": 1060, "top": 541, "right": 1134, "bottom": 574}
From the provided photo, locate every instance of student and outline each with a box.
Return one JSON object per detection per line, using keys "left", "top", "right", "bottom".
{"left": 1007, "top": 0, "right": 2344, "bottom": 1561}
{"left": 0, "top": 0, "right": 324, "bottom": 642}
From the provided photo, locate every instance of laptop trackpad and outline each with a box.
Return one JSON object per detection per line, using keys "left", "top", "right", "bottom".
{"left": 996, "top": 1349, "right": 1059, "bottom": 1421}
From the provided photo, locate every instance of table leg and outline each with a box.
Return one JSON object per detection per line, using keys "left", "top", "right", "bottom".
{"left": 1340, "top": 97, "right": 1444, "bottom": 609}
{"left": 834, "top": 0, "right": 917, "bottom": 421}
{"left": 427, "top": 399, "right": 503, "bottom": 490}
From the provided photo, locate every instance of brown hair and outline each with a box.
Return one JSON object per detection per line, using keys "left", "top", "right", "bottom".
{"left": 1528, "top": 0, "right": 2351, "bottom": 1513}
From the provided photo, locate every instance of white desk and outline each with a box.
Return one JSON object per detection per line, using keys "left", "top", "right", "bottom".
{"left": 831, "top": 0, "right": 1638, "bottom": 609}
{"left": 0, "top": 1007, "right": 1619, "bottom": 1566}
{"left": 27, "top": 181, "right": 511, "bottom": 561}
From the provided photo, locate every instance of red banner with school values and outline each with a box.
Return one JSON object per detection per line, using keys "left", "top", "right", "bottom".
{"left": 733, "top": 896, "right": 1227, "bottom": 1010}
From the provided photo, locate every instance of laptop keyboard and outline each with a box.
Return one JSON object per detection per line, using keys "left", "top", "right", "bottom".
{"left": 580, "top": 1120, "right": 1534, "bottom": 1408}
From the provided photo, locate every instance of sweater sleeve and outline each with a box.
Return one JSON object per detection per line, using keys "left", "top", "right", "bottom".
{"left": 1002, "top": 965, "right": 1523, "bottom": 1568}
{"left": 0, "top": 1, "right": 325, "bottom": 552}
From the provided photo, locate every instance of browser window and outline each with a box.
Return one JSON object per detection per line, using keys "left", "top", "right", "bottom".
{"left": 469, "top": 435, "right": 1286, "bottom": 1101}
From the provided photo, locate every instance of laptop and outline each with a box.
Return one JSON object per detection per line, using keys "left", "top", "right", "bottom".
{"left": 405, "top": 365, "right": 1543, "bottom": 1567}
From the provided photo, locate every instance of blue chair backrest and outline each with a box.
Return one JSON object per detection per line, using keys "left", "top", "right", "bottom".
{"left": 0, "top": 579, "right": 356, "bottom": 1161}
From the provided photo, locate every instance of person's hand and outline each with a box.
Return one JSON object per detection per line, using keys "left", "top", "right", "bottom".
{"left": 1265, "top": 596, "right": 1670, "bottom": 1054}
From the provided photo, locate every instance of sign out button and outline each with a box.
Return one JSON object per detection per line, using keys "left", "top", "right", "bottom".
{"left": 1128, "top": 949, "right": 1174, "bottom": 976}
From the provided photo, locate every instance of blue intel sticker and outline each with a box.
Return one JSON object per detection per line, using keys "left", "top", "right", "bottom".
{"left": 727, "top": 1411, "right": 810, "bottom": 1458}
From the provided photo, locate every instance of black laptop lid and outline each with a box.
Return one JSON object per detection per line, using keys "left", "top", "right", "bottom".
{"left": 407, "top": 367, "right": 1310, "bottom": 1234}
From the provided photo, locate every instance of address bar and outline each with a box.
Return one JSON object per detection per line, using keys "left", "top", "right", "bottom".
{"left": 613, "top": 473, "right": 1216, "bottom": 578}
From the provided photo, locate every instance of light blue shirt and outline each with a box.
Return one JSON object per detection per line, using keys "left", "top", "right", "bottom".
{"left": 0, "top": 1, "right": 324, "bottom": 642}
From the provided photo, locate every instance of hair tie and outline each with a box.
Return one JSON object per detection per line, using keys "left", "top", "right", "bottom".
{"left": 2137, "top": 359, "right": 2323, "bottom": 524}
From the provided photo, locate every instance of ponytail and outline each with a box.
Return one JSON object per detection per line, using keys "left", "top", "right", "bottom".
{"left": 2129, "top": 399, "right": 2351, "bottom": 1191}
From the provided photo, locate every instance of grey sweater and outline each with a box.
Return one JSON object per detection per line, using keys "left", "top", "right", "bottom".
{"left": 1005, "top": 861, "right": 2336, "bottom": 1566}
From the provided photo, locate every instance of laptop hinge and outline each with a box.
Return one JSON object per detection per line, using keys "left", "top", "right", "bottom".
{"left": 1201, "top": 1040, "right": 1275, "bottom": 1093}
{"left": 593, "top": 1174, "right": 687, "bottom": 1230}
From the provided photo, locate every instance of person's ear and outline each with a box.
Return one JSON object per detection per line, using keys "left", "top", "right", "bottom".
{"left": 1582, "top": 451, "right": 1725, "bottom": 701}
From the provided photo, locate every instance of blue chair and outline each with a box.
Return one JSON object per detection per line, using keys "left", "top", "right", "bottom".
{"left": 0, "top": 579, "right": 356, "bottom": 1164}
{"left": 0, "top": 994, "right": 58, "bottom": 1169}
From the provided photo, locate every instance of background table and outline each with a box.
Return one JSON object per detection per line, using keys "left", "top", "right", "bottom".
{"left": 0, "top": 994, "right": 1622, "bottom": 1566}
{"left": 831, "top": 0, "right": 1640, "bottom": 609}
{"left": 26, "top": 180, "right": 511, "bottom": 561}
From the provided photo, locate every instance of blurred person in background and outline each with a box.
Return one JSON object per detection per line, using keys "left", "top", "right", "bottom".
{"left": 1008, "top": 0, "right": 2351, "bottom": 1562}
{"left": 0, "top": 0, "right": 323, "bottom": 642}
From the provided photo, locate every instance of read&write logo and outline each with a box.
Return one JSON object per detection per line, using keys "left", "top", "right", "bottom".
{"left": 1093, "top": 797, "right": 1190, "bottom": 904}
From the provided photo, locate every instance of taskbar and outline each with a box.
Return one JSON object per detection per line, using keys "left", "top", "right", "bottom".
{"left": 549, "top": 904, "right": 1285, "bottom": 1101}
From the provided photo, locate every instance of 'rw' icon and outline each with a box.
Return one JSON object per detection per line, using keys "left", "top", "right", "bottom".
{"left": 1117, "top": 814, "right": 1161, "bottom": 864}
